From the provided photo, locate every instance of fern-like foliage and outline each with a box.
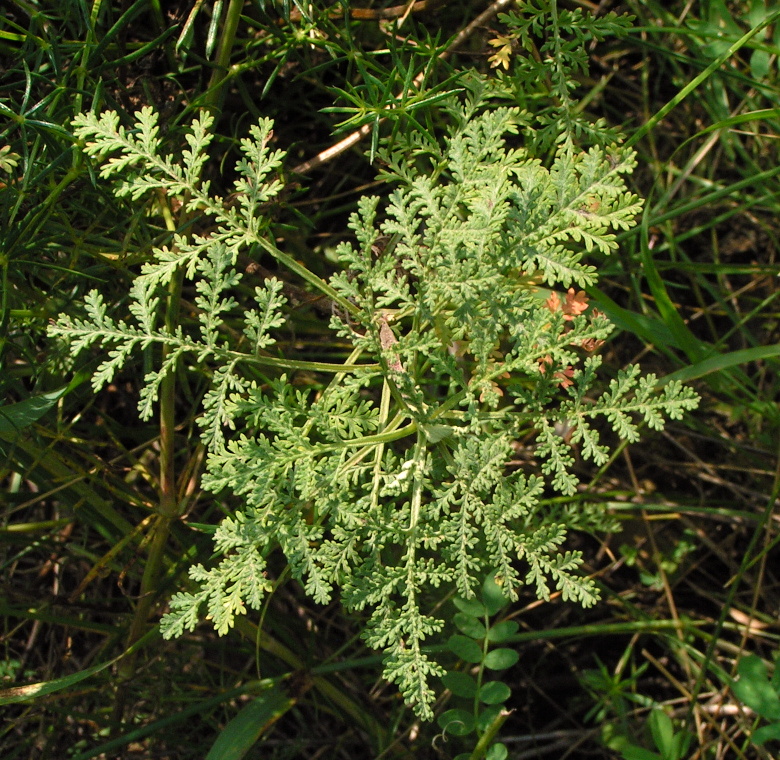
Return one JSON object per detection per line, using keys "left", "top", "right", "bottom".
{"left": 486, "top": 3, "right": 634, "bottom": 150}
{"left": 50, "top": 89, "right": 698, "bottom": 719}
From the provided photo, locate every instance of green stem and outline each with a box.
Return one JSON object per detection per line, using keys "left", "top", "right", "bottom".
{"left": 0, "top": 253, "right": 8, "bottom": 362}
{"left": 252, "top": 235, "right": 360, "bottom": 317}
{"left": 112, "top": 210, "right": 186, "bottom": 728}
{"left": 469, "top": 709, "right": 511, "bottom": 760}
{"left": 202, "top": 0, "right": 245, "bottom": 116}
{"left": 157, "top": 267, "right": 184, "bottom": 521}
{"left": 106, "top": 0, "right": 245, "bottom": 697}
{"left": 72, "top": 0, "right": 103, "bottom": 118}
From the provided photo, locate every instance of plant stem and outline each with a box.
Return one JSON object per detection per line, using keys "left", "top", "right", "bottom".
{"left": 111, "top": 205, "right": 186, "bottom": 729}
{"left": 202, "top": 0, "right": 245, "bottom": 116}
{"left": 108, "top": 0, "right": 247, "bottom": 719}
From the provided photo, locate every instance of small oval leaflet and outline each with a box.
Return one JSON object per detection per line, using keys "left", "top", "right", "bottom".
{"left": 484, "top": 648, "right": 519, "bottom": 670}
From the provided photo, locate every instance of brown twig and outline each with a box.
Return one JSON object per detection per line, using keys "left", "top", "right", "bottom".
{"left": 287, "top": 0, "right": 442, "bottom": 21}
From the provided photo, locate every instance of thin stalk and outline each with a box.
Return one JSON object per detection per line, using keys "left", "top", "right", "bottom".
{"left": 201, "top": 0, "right": 245, "bottom": 116}
{"left": 111, "top": 205, "right": 185, "bottom": 728}
{"left": 72, "top": 0, "right": 103, "bottom": 119}
{"left": 470, "top": 709, "right": 511, "bottom": 760}
{"left": 108, "top": 0, "right": 245, "bottom": 723}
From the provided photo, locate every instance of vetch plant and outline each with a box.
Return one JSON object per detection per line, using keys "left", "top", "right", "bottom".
{"left": 439, "top": 575, "right": 519, "bottom": 760}
{"left": 731, "top": 652, "right": 780, "bottom": 746}
{"left": 50, "top": 82, "right": 699, "bottom": 719}
{"left": 580, "top": 651, "right": 695, "bottom": 760}
{"left": 609, "top": 708, "right": 694, "bottom": 760}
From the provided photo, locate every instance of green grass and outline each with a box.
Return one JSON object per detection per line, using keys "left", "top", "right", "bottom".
{"left": 1, "top": 1, "right": 779, "bottom": 757}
